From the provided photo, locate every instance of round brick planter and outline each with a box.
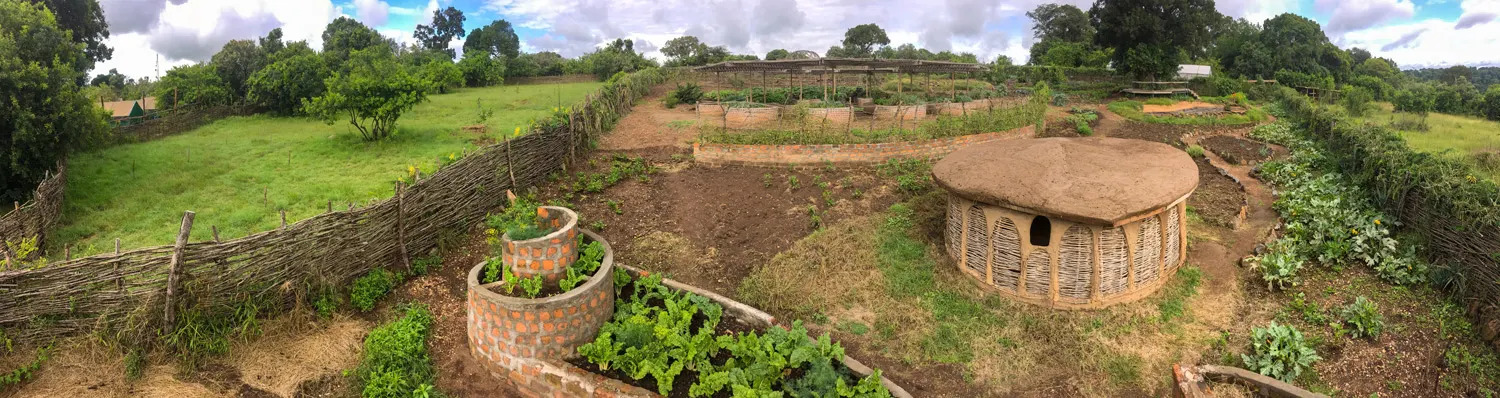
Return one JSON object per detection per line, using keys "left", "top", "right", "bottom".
{"left": 501, "top": 206, "right": 578, "bottom": 282}
{"left": 469, "top": 228, "right": 615, "bottom": 362}
{"left": 930, "top": 101, "right": 983, "bottom": 116}
{"left": 872, "top": 104, "right": 927, "bottom": 120}
{"left": 804, "top": 106, "right": 854, "bottom": 124}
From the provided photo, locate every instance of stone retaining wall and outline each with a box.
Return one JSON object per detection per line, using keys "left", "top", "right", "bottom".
{"left": 502, "top": 206, "right": 579, "bottom": 282}
{"left": 693, "top": 125, "right": 1035, "bottom": 166}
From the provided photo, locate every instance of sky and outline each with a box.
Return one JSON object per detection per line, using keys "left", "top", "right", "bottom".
{"left": 93, "top": 0, "right": 1500, "bottom": 80}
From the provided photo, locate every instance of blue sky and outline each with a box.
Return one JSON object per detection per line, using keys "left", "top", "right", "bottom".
{"left": 94, "top": 0, "right": 1500, "bottom": 79}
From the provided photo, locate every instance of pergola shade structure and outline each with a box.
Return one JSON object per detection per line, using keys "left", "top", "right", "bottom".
{"left": 932, "top": 138, "right": 1198, "bottom": 309}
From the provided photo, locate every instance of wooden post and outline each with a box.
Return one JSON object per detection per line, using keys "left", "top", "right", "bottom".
{"left": 395, "top": 181, "right": 413, "bottom": 272}
{"left": 504, "top": 134, "right": 517, "bottom": 188}
{"left": 951, "top": 72, "right": 956, "bottom": 102}
{"left": 211, "top": 226, "right": 220, "bottom": 242}
{"left": 279, "top": 210, "right": 287, "bottom": 228}
{"left": 115, "top": 238, "right": 121, "bottom": 254}
{"left": 64, "top": 246, "right": 70, "bottom": 261}
{"left": 162, "top": 211, "right": 195, "bottom": 334}
{"left": 327, "top": 200, "right": 333, "bottom": 213}
{"left": 114, "top": 238, "right": 123, "bottom": 292}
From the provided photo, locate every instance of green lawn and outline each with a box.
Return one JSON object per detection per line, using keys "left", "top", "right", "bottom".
{"left": 1357, "top": 102, "right": 1500, "bottom": 156}
{"left": 56, "top": 81, "right": 602, "bottom": 256}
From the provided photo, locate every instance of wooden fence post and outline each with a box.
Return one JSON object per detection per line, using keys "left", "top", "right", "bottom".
{"left": 163, "top": 211, "right": 195, "bottom": 334}
{"left": 395, "top": 181, "right": 413, "bottom": 272}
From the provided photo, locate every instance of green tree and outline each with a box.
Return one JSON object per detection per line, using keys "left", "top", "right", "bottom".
{"left": 464, "top": 19, "right": 519, "bottom": 60}
{"left": 765, "top": 49, "right": 790, "bottom": 60}
{"left": 1026, "top": 4, "right": 1094, "bottom": 64}
{"left": 28, "top": 0, "right": 110, "bottom": 73}
{"left": 661, "top": 36, "right": 732, "bottom": 66}
{"left": 1440, "top": 65, "right": 1473, "bottom": 85}
{"left": 154, "top": 64, "right": 231, "bottom": 108}
{"left": 1090, "top": 0, "right": 1221, "bottom": 79}
{"left": 1347, "top": 47, "right": 1371, "bottom": 66}
{"left": 1393, "top": 85, "right": 1436, "bottom": 115}
{"left": 419, "top": 60, "right": 463, "bottom": 94}
{"left": 259, "top": 27, "right": 285, "bottom": 55}
{"left": 840, "top": 24, "right": 890, "bottom": 57}
{"left": 1434, "top": 77, "right": 1482, "bottom": 115}
{"left": 414, "top": 7, "right": 466, "bottom": 56}
{"left": 457, "top": 50, "right": 505, "bottom": 87}
{"left": 577, "top": 39, "right": 656, "bottom": 80}
{"left": 90, "top": 68, "right": 125, "bottom": 89}
{"left": 211, "top": 39, "right": 268, "bottom": 99}
{"left": 303, "top": 47, "right": 429, "bottom": 141}
{"left": 247, "top": 53, "right": 329, "bottom": 115}
{"left": 1484, "top": 85, "right": 1500, "bottom": 121}
{"left": 1342, "top": 86, "right": 1373, "bottom": 116}
{"left": 322, "top": 17, "right": 390, "bottom": 67}
{"left": 2, "top": 1, "right": 108, "bottom": 202}
{"left": 1257, "top": 14, "right": 1341, "bottom": 79}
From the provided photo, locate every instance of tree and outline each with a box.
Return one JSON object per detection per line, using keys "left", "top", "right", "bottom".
{"left": 153, "top": 64, "right": 231, "bottom": 108}
{"left": 29, "top": 0, "right": 110, "bottom": 72}
{"left": 1347, "top": 47, "right": 1371, "bottom": 66}
{"left": 2, "top": 1, "right": 108, "bottom": 203}
{"left": 464, "top": 19, "right": 519, "bottom": 60}
{"left": 259, "top": 28, "right": 285, "bottom": 55}
{"left": 1026, "top": 4, "right": 1094, "bottom": 64}
{"left": 661, "top": 36, "right": 732, "bottom": 66}
{"left": 90, "top": 68, "right": 126, "bottom": 89}
{"left": 576, "top": 40, "right": 656, "bottom": 80}
{"left": 458, "top": 50, "right": 505, "bottom": 87}
{"left": 765, "top": 49, "right": 790, "bottom": 60}
{"left": 322, "top": 17, "right": 389, "bottom": 67}
{"left": 420, "top": 60, "right": 464, "bottom": 93}
{"left": 1440, "top": 65, "right": 1473, "bottom": 85}
{"left": 1256, "top": 14, "right": 1341, "bottom": 79}
{"left": 414, "top": 6, "right": 466, "bottom": 56}
{"left": 1090, "top": 0, "right": 1221, "bottom": 79}
{"left": 1484, "top": 85, "right": 1500, "bottom": 121}
{"left": 211, "top": 39, "right": 268, "bottom": 98}
{"left": 247, "top": 53, "right": 329, "bottom": 114}
{"left": 303, "top": 47, "right": 430, "bottom": 141}
{"left": 840, "top": 24, "right": 890, "bottom": 57}
{"left": 1393, "top": 84, "right": 1435, "bottom": 115}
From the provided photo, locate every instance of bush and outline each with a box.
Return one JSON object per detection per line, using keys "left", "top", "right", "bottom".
{"left": 303, "top": 47, "right": 430, "bottom": 141}
{"left": 1484, "top": 85, "right": 1500, "bottom": 121}
{"left": 1340, "top": 296, "right": 1384, "bottom": 339}
{"left": 1251, "top": 242, "right": 1302, "bottom": 290}
{"left": 1393, "top": 86, "right": 1435, "bottom": 115}
{"left": 155, "top": 63, "right": 233, "bottom": 109}
{"left": 1341, "top": 86, "right": 1373, "bottom": 117}
{"left": 418, "top": 60, "right": 464, "bottom": 94}
{"left": 457, "top": 50, "right": 506, "bottom": 87}
{"left": 1209, "top": 76, "right": 1249, "bottom": 97}
{"left": 351, "top": 269, "right": 399, "bottom": 312}
{"left": 247, "top": 53, "right": 330, "bottom": 115}
{"left": 669, "top": 82, "right": 703, "bottom": 105}
{"left": 1241, "top": 322, "right": 1320, "bottom": 382}
{"left": 357, "top": 304, "right": 436, "bottom": 398}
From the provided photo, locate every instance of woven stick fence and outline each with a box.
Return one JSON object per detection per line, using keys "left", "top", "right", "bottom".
{"left": 1, "top": 164, "right": 67, "bottom": 259}
{"left": 0, "top": 68, "right": 674, "bottom": 346}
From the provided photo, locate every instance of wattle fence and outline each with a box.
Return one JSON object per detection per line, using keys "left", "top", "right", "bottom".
{"left": 0, "top": 69, "right": 674, "bottom": 346}
{"left": 0, "top": 165, "right": 67, "bottom": 259}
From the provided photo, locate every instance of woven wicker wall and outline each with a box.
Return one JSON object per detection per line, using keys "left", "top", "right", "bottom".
{"left": 0, "top": 164, "right": 66, "bottom": 257}
{"left": 0, "top": 69, "right": 674, "bottom": 346}
{"left": 946, "top": 194, "right": 1189, "bottom": 309}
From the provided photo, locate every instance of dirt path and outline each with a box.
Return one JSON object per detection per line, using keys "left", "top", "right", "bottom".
{"left": 598, "top": 90, "right": 701, "bottom": 150}
{"left": 1091, "top": 105, "right": 1127, "bottom": 137}
{"left": 1183, "top": 131, "right": 1279, "bottom": 300}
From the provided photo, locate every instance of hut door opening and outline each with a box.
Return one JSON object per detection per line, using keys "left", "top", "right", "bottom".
{"left": 1029, "top": 216, "right": 1052, "bottom": 246}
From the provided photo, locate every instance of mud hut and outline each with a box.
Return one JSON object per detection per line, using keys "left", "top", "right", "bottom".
{"left": 932, "top": 137, "right": 1197, "bottom": 309}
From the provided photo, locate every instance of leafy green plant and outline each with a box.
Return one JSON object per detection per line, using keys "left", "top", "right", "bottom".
{"left": 161, "top": 298, "right": 264, "bottom": 369}
{"left": 671, "top": 82, "right": 704, "bottom": 105}
{"left": 1242, "top": 322, "right": 1321, "bottom": 382}
{"left": 518, "top": 274, "right": 545, "bottom": 299}
{"left": 1251, "top": 242, "right": 1303, "bottom": 290}
{"left": 1340, "top": 296, "right": 1384, "bottom": 339}
{"left": 411, "top": 255, "right": 442, "bottom": 276}
{"left": 1186, "top": 145, "right": 1205, "bottom": 158}
{"left": 787, "top": 175, "right": 800, "bottom": 189}
{"left": 352, "top": 269, "right": 400, "bottom": 312}
{"left": 357, "top": 304, "right": 437, "bottom": 398}
{"left": 606, "top": 199, "right": 623, "bottom": 215}
{"left": 0, "top": 345, "right": 49, "bottom": 389}
{"left": 505, "top": 224, "right": 550, "bottom": 241}
{"left": 559, "top": 241, "right": 606, "bottom": 293}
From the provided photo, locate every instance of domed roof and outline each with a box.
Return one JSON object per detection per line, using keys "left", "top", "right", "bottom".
{"left": 932, "top": 137, "right": 1198, "bottom": 226}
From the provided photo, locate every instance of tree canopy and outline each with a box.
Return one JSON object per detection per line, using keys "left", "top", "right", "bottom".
{"left": 661, "top": 36, "right": 733, "bottom": 66}
{"left": 303, "top": 47, "right": 430, "bottom": 141}
{"left": 247, "top": 53, "right": 329, "bottom": 115}
{"left": 322, "top": 17, "right": 390, "bottom": 67}
{"left": 840, "top": 24, "right": 890, "bottom": 57}
{"left": 211, "top": 39, "right": 268, "bottom": 99}
{"left": 463, "top": 19, "right": 520, "bottom": 60}
{"left": 2, "top": 1, "right": 108, "bottom": 202}
{"left": 414, "top": 7, "right": 466, "bottom": 56}
{"left": 1090, "top": 0, "right": 1221, "bottom": 79}
{"left": 28, "top": 0, "right": 110, "bottom": 73}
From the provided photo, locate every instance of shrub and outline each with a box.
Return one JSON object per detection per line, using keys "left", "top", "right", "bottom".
{"left": 418, "top": 60, "right": 464, "bottom": 94}
{"left": 247, "top": 53, "right": 330, "bottom": 115}
{"left": 457, "top": 49, "right": 506, "bottom": 87}
{"left": 1341, "top": 86, "right": 1373, "bottom": 117}
{"left": 1226, "top": 92, "right": 1249, "bottom": 107}
{"left": 1392, "top": 86, "right": 1435, "bottom": 115}
{"left": 357, "top": 304, "right": 436, "bottom": 398}
{"left": 351, "top": 269, "right": 399, "bottom": 312}
{"left": 1484, "top": 85, "right": 1500, "bottom": 121}
{"left": 303, "top": 47, "right": 430, "bottom": 141}
{"left": 1340, "top": 296, "right": 1384, "bottom": 339}
{"left": 1241, "top": 322, "right": 1320, "bottom": 382}
{"left": 669, "top": 82, "right": 703, "bottom": 105}
{"left": 1209, "top": 76, "right": 1248, "bottom": 97}
{"left": 155, "top": 63, "right": 233, "bottom": 109}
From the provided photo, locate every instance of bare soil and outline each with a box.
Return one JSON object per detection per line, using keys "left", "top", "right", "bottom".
{"left": 1199, "top": 135, "right": 1283, "bottom": 165}
{"left": 1143, "top": 101, "right": 1221, "bottom": 114}
{"left": 1188, "top": 157, "right": 1247, "bottom": 227}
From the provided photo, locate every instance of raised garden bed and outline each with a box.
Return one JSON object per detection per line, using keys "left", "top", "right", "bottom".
{"left": 871, "top": 104, "right": 926, "bottom": 120}
{"left": 723, "top": 105, "right": 780, "bottom": 129}
{"left": 804, "top": 106, "right": 854, "bottom": 124}
{"left": 498, "top": 206, "right": 579, "bottom": 282}
{"left": 1200, "top": 135, "right": 1279, "bottom": 165}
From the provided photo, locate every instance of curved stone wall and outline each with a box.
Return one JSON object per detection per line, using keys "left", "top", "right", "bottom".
{"left": 945, "top": 194, "right": 1189, "bottom": 309}
{"left": 501, "top": 206, "right": 579, "bottom": 282}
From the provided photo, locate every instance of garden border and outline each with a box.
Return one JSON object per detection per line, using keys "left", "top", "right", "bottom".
{"left": 692, "top": 125, "right": 1035, "bottom": 167}
{"left": 0, "top": 164, "right": 66, "bottom": 260}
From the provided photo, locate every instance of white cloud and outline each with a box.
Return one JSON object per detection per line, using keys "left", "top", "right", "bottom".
{"left": 1457, "top": 0, "right": 1500, "bottom": 29}
{"left": 354, "top": 0, "right": 390, "bottom": 26}
{"left": 1342, "top": 17, "right": 1500, "bottom": 68}
{"left": 1314, "top": 0, "right": 1416, "bottom": 37}
{"left": 94, "top": 0, "right": 341, "bottom": 78}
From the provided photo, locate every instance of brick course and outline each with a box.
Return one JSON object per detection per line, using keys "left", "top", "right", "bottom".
{"left": 693, "top": 125, "right": 1036, "bottom": 167}
{"left": 503, "top": 206, "right": 579, "bottom": 282}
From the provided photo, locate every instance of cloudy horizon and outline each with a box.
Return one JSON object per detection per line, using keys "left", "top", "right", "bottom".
{"left": 93, "top": 0, "right": 1500, "bottom": 80}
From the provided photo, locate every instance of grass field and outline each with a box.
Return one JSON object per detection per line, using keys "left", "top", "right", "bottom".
{"left": 55, "top": 81, "right": 602, "bottom": 256}
{"left": 1355, "top": 102, "right": 1500, "bottom": 179}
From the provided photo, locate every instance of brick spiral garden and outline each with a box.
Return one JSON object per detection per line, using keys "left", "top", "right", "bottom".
{"left": 501, "top": 206, "right": 580, "bottom": 282}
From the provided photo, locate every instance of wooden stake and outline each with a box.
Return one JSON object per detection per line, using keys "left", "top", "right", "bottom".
{"left": 395, "top": 181, "right": 412, "bottom": 272}
{"left": 162, "top": 211, "right": 195, "bottom": 334}
{"left": 279, "top": 210, "right": 287, "bottom": 228}
{"left": 115, "top": 238, "right": 121, "bottom": 254}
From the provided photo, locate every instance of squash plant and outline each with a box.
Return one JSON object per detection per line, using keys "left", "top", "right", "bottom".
{"left": 1241, "top": 322, "right": 1320, "bottom": 382}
